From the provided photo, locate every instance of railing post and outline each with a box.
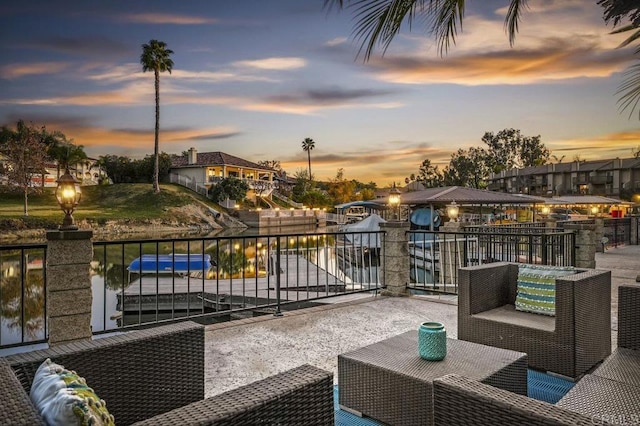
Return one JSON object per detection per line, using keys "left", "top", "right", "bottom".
{"left": 274, "top": 237, "right": 283, "bottom": 316}
{"left": 379, "top": 222, "right": 410, "bottom": 296}
{"left": 46, "top": 229, "right": 94, "bottom": 346}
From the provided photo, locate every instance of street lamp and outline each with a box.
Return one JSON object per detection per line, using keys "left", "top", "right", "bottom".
{"left": 388, "top": 184, "right": 402, "bottom": 220}
{"left": 446, "top": 200, "right": 459, "bottom": 222}
{"left": 55, "top": 169, "right": 82, "bottom": 230}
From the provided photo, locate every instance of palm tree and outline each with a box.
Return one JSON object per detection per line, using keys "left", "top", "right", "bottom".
{"left": 301, "top": 137, "right": 315, "bottom": 180}
{"left": 140, "top": 39, "right": 174, "bottom": 193}
{"left": 326, "top": 0, "right": 640, "bottom": 119}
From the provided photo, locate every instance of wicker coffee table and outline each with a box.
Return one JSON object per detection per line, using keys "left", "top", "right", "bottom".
{"left": 338, "top": 330, "right": 527, "bottom": 426}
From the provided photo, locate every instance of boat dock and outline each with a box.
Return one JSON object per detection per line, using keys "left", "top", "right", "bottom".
{"left": 117, "top": 254, "right": 371, "bottom": 319}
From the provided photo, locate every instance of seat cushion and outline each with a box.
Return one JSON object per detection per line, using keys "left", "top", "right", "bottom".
{"left": 556, "top": 374, "right": 640, "bottom": 422}
{"left": 30, "top": 359, "right": 115, "bottom": 426}
{"left": 515, "top": 264, "right": 576, "bottom": 316}
{"left": 473, "top": 304, "right": 556, "bottom": 333}
{"left": 591, "top": 348, "right": 640, "bottom": 387}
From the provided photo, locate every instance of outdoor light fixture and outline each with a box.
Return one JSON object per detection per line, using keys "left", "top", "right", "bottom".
{"left": 55, "top": 169, "right": 82, "bottom": 230}
{"left": 591, "top": 205, "right": 599, "bottom": 215}
{"left": 446, "top": 201, "right": 459, "bottom": 222}
{"left": 388, "top": 183, "right": 402, "bottom": 220}
{"left": 541, "top": 206, "right": 551, "bottom": 215}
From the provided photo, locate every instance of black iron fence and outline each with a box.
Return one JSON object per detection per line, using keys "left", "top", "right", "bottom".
{"left": 89, "top": 231, "right": 384, "bottom": 335}
{"left": 0, "top": 243, "right": 47, "bottom": 349}
{"left": 0, "top": 221, "right": 598, "bottom": 348}
{"left": 603, "top": 218, "right": 632, "bottom": 248}
{"left": 407, "top": 229, "right": 576, "bottom": 295}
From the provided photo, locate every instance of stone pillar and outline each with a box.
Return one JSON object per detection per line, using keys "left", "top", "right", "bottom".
{"left": 562, "top": 223, "right": 596, "bottom": 269}
{"left": 440, "top": 221, "right": 464, "bottom": 285}
{"left": 46, "top": 230, "right": 94, "bottom": 346}
{"left": 379, "top": 222, "right": 410, "bottom": 296}
{"left": 594, "top": 218, "right": 605, "bottom": 252}
{"left": 630, "top": 215, "right": 639, "bottom": 245}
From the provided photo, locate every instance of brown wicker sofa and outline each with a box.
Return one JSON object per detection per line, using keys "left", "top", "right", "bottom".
{"left": 0, "top": 320, "right": 334, "bottom": 426}
{"left": 458, "top": 262, "right": 611, "bottom": 378}
{"left": 433, "top": 284, "right": 640, "bottom": 425}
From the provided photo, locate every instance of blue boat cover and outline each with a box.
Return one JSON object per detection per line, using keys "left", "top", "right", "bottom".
{"left": 127, "top": 254, "right": 212, "bottom": 274}
{"left": 410, "top": 208, "right": 441, "bottom": 230}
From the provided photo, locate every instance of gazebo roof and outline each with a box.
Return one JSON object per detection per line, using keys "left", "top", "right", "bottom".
{"left": 382, "top": 186, "right": 544, "bottom": 205}
{"left": 544, "top": 195, "right": 630, "bottom": 205}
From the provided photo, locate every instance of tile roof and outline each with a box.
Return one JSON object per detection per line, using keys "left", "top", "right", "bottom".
{"left": 171, "top": 152, "right": 274, "bottom": 171}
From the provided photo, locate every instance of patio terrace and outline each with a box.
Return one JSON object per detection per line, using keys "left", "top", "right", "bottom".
{"left": 203, "top": 245, "right": 639, "bottom": 398}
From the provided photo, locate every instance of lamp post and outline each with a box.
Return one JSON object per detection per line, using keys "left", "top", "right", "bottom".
{"left": 388, "top": 184, "right": 402, "bottom": 221}
{"left": 55, "top": 169, "right": 82, "bottom": 231}
{"left": 446, "top": 200, "right": 459, "bottom": 222}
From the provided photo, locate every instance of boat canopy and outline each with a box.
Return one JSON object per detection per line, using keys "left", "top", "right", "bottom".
{"left": 127, "top": 254, "right": 212, "bottom": 274}
{"left": 341, "top": 214, "right": 386, "bottom": 249}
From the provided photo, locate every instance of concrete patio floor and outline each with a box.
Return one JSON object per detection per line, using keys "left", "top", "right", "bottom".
{"left": 203, "top": 245, "right": 640, "bottom": 398}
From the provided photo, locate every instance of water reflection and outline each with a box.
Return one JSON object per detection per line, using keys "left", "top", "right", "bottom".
{"left": 0, "top": 251, "right": 46, "bottom": 346}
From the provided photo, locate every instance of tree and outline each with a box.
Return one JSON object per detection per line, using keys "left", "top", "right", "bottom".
{"left": 0, "top": 120, "right": 49, "bottom": 215}
{"left": 141, "top": 39, "right": 174, "bottom": 193}
{"left": 301, "top": 137, "right": 315, "bottom": 181}
{"left": 416, "top": 159, "right": 444, "bottom": 188}
{"left": 257, "top": 160, "right": 282, "bottom": 172}
{"left": 481, "top": 129, "right": 549, "bottom": 173}
{"left": 208, "top": 177, "right": 249, "bottom": 204}
{"left": 443, "top": 147, "right": 489, "bottom": 188}
{"left": 328, "top": 0, "right": 640, "bottom": 119}
{"left": 46, "top": 133, "right": 87, "bottom": 178}
{"left": 328, "top": 168, "right": 357, "bottom": 203}
{"left": 633, "top": 145, "right": 640, "bottom": 159}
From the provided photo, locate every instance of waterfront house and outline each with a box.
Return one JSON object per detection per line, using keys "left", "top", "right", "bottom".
{"left": 170, "top": 148, "right": 277, "bottom": 203}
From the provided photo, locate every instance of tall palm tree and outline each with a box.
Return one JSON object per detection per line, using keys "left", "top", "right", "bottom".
{"left": 301, "top": 137, "right": 315, "bottom": 180}
{"left": 326, "top": 0, "right": 640, "bottom": 119}
{"left": 140, "top": 39, "right": 174, "bottom": 193}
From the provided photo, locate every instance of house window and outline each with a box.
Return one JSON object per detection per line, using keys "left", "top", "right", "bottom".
{"left": 579, "top": 184, "right": 588, "bottom": 195}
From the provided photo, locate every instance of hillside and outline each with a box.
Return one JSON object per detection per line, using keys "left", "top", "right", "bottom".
{"left": 0, "top": 183, "right": 243, "bottom": 241}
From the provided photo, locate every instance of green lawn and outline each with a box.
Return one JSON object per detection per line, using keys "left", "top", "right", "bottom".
{"left": 0, "top": 183, "right": 220, "bottom": 227}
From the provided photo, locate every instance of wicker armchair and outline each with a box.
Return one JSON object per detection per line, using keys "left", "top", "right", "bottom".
{"left": 434, "top": 284, "right": 640, "bottom": 425}
{"left": 458, "top": 262, "right": 611, "bottom": 378}
{"left": 0, "top": 321, "right": 334, "bottom": 426}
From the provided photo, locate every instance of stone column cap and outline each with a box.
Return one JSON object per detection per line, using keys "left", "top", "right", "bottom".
{"left": 47, "top": 230, "right": 94, "bottom": 241}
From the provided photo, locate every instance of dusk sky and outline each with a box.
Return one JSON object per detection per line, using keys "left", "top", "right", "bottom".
{"left": 1, "top": 1, "right": 638, "bottom": 186}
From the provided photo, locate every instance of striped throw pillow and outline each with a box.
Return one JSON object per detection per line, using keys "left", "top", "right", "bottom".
{"left": 515, "top": 265, "right": 576, "bottom": 316}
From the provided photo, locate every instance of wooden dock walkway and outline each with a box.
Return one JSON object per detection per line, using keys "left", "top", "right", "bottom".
{"left": 123, "top": 254, "right": 358, "bottom": 301}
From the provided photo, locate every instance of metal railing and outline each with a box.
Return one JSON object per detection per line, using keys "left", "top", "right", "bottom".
{"left": 603, "top": 218, "right": 632, "bottom": 248}
{"left": 91, "top": 231, "right": 382, "bottom": 334}
{"left": 0, "top": 223, "right": 584, "bottom": 348}
{"left": 0, "top": 243, "right": 47, "bottom": 349}
{"left": 407, "top": 229, "right": 576, "bottom": 295}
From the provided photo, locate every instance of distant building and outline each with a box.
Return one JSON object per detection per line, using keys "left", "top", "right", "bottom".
{"left": 169, "top": 148, "right": 277, "bottom": 202}
{"left": 0, "top": 154, "right": 104, "bottom": 187}
{"left": 486, "top": 157, "right": 640, "bottom": 198}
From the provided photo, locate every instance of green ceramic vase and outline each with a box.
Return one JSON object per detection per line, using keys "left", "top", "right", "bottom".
{"left": 418, "top": 321, "right": 447, "bottom": 361}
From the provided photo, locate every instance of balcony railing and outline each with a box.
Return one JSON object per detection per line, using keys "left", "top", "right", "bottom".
{"left": 0, "top": 221, "right": 604, "bottom": 349}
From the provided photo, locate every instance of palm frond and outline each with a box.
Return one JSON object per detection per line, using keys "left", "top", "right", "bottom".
{"left": 430, "top": 0, "right": 466, "bottom": 56}
{"left": 611, "top": 25, "right": 640, "bottom": 50}
{"left": 616, "top": 61, "right": 640, "bottom": 119}
{"left": 504, "top": 0, "right": 528, "bottom": 46}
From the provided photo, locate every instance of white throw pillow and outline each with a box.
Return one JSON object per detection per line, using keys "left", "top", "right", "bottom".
{"left": 29, "top": 358, "right": 114, "bottom": 426}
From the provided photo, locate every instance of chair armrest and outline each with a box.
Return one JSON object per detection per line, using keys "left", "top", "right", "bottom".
{"left": 131, "top": 364, "right": 334, "bottom": 426}
{"left": 458, "top": 262, "right": 516, "bottom": 315}
{"left": 6, "top": 321, "right": 204, "bottom": 425}
{"left": 619, "top": 284, "right": 640, "bottom": 350}
{"left": 433, "top": 374, "right": 596, "bottom": 425}
{"left": 0, "top": 359, "right": 44, "bottom": 426}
